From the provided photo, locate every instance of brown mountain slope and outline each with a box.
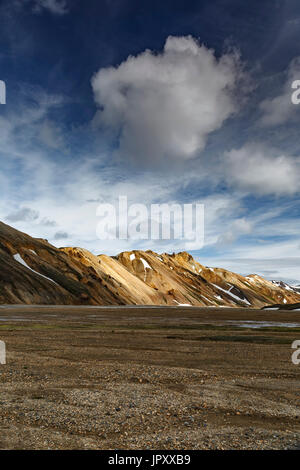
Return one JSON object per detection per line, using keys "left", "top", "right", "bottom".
{"left": 116, "top": 250, "right": 300, "bottom": 307}
{"left": 0, "top": 221, "right": 125, "bottom": 305}
{"left": 1, "top": 220, "right": 300, "bottom": 307}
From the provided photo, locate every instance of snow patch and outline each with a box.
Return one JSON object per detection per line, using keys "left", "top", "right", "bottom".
{"left": 13, "top": 254, "right": 58, "bottom": 285}
{"left": 174, "top": 300, "right": 192, "bottom": 306}
{"left": 212, "top": 283, "right": 251, "bottom": 306}
{"left": 271, "top": 280, "right": 294, "bottom": 291}
{"left": 214, "top": 295, "right": 222, "bottom": 301}
{"left": 140, "top": 258, "right": 151, "bottom": 270}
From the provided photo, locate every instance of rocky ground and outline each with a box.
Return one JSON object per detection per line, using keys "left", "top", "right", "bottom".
{"left": 0, "top": 305, "right": 299, "bottom": 450}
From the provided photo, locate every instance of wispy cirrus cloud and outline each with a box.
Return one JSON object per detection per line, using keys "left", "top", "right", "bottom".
{"left": 33, "top": 0, "right": 69, "bottom": 15}
{"left": 14, "top": 0, "right": 69, "bottom": 16}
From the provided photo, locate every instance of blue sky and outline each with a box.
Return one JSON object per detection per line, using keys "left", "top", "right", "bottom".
{"left": 1, "top": 0, "right": 300, "bottom": 283}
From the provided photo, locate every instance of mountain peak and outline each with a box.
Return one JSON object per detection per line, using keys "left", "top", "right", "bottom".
{"left": 1, "top": 221, "right": 300, "bottom": 307}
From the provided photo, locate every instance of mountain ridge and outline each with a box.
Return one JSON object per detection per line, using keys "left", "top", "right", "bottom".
{"left": 1, "top": 220, "right": 300, "bottom": 307}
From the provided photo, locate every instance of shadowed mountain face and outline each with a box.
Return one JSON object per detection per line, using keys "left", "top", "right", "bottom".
{"left": 1, "top": 221, "right": 300, "bottom": 307}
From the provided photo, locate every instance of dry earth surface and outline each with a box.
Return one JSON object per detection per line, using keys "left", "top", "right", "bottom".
{"left": 0, "top": 305, "right": 299, "bottom": 450}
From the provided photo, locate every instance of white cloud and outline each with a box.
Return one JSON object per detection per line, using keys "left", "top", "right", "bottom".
{"left": 224, "top": 144, "right": 300, "bottom": 196}
{"left": 92, "top": 35, "right": 245, "bottom": 165}
{"left": 218, "top": 217, "right": 252, "bottom": 245}
{"left": 32, "top": 0, "right": 68, "bottom": 15}
{"left": 38, "top": 119, "right": 65, "bottom": 149}
{"left": 6, "top": 207, "right": 39, "bottom": 222}
{"left": 12, "top": 0, "right": 69, "bottom": 15}
{"left": 54, "top": 231, "right": 69, "bottom": 240}
{"left": 259, "top": 57, "right": 300, "bottom": 126}
{"left": 199, "top": 254, "right": 300, "bottom": 284}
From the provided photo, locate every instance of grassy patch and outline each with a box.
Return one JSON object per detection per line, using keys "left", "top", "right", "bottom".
{"left": 194, "top": 335, "right": 292, "bottom": 344}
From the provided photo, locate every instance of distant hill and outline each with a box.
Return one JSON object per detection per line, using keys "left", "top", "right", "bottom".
{"left": 1, "top": 220, "right": 300, "bottom": 307}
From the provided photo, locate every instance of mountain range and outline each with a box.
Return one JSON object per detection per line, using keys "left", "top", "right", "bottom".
{"left": 1, "top": 220, "right": 300, "bottom": 307}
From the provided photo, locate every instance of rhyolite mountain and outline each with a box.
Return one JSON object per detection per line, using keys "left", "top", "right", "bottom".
{"left": 1, "top": 220, "right": 300, "bottom": 307}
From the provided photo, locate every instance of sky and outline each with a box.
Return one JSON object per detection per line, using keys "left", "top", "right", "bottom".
{"left": 1, "top": 0, "right": 300, "bottom": 284}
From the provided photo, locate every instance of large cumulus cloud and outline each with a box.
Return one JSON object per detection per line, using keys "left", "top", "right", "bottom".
{"left": 92, "top": 36, "right": 245, "bottom": 165}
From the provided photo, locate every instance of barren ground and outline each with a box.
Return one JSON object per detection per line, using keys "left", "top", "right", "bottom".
{"left": 0, "top": 305, "right": 299, "bottom": 450}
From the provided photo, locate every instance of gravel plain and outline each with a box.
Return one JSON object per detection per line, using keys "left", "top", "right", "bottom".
{"left": 0, "top": 305, "right": 299, "bottom": 450}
